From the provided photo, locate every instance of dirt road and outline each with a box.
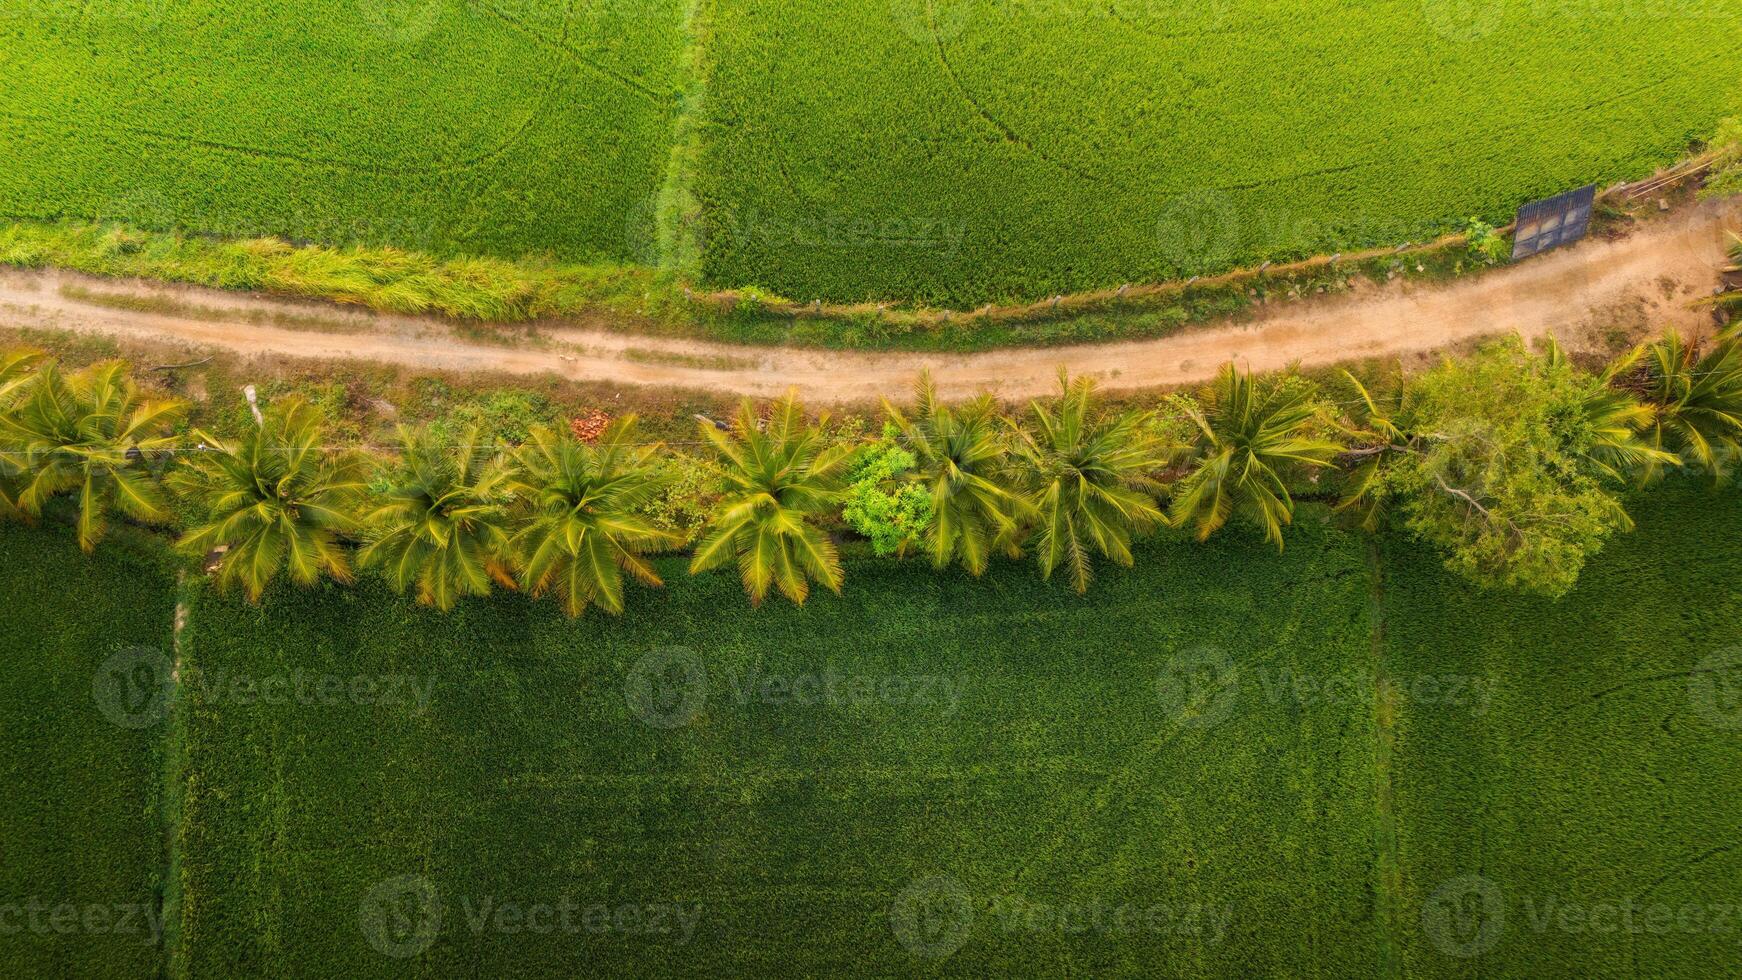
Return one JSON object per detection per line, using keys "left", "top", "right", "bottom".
{"left": 1, "top": 200, "right": 1736, "bottom": 403}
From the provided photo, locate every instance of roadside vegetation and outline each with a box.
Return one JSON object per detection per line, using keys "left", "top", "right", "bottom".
{"left": 4, "top": 326, "right": 1740, "bottom": 610}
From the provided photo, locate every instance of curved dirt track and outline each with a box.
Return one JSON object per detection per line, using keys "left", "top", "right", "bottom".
{"left": 1, "top": 200, "right": 1736, "bottom": 404}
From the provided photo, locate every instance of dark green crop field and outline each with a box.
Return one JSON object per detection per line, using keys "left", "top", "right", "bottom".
{"left": 5, "top": 486, "right": 1742, "bottom": 976}
{"left": 171, "top": 518, "right": 1382, "bottom": 976}
{"left": 696, "top": 0, "right": 1742, "bottom": 304}
{"left": 1383, "top": 485, "right": 1742, "bottom": 977}
{"left": 0, "top": 0, "right": 687, "bottom": 263}
{"left": 0, "top": 525, "right": 177, "bottom": 976}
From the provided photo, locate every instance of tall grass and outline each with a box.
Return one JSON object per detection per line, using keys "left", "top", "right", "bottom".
{"left": 0, "top": 219, "right": 686, "bottom": 323}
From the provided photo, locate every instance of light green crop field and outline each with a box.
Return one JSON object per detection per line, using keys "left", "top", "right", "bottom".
{"left": 0, "top": 0, "right": 686, "bottom": 263}
{"left": 4, "top": 0, "right": 1738, "bottom": 310}
{"left": 4, "top": 486, "right": 1742, "bottom": 976}
{"left": 694, "top": 0, "right": 1742, "bottom": 305}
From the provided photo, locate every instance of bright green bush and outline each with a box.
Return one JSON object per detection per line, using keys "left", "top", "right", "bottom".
{"left": 1462, "top": 219, "right": 1510, "bottom": 266}
{"left": 840, "top": 438, "right": 934, "bottom": 556}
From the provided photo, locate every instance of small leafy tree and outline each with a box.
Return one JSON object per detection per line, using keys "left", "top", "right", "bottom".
{"left": 883, "top": 372, "right": 1028, "bottom": 575}
{"left": 170, "top": 397, "right": 369, "bottom": 601}
{"left": 690, "top": 391, "right": 853, "bottom": 606}
{"left": 1463, "top": 218, "right": 1510, "bottom": 265}
{"left": 841, "top": 436, "right": 934, "bottom": 557}
{"left": 1011, "top": 373, "right": 1169, "bottom": 594}
{"left": 506, "top": 419, "right": 678, "bottom": 617}
{"left": 359, "top": 426, "right": 516, "bottom": 612}
{"left": 0, "top": 359, "right": 186, "bottom": 551}
{"left": 1168, "top": 364, "right": 1344, "bottom": 549}
{"left": 1343, "top": 339, "right": 1664, "bottom": 597}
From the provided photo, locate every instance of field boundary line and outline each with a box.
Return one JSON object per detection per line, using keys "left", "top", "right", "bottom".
{"left": 653, "top": 0, "right": 714, "bottom": 277}
{"left": 1366, "top": 539, "right": 1403, "bottom": 979}
{"left": 159, "top": 570, "right": 200, "bottom": 979}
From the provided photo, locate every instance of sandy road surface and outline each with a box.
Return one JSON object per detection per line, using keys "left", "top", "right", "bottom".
{"left": 1, "top": 200, "right": 1736, "bottom": 403}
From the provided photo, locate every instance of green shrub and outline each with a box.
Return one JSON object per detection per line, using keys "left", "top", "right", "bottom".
{"left": 1463, "top": 218, "right": 1511, "bottom": 265}
{"left": 840, "top": 437, "right": 934, "bottom": 556}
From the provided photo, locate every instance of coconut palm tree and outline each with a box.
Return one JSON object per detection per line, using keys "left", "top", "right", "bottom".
{"left": 1543, "top": 338, "right": 1676, "bottom": 485}
{"left": 0, "top": 359, "right": 186, "bottom": 551}
{"left": 1608, "top": 328, "right": 1742, "bottom": 482}
{"left": 169, "top": 397, "right": 369, "bottom": 601}
{"left": 883, "top": 372, "right": 1028, "bottom": 575}
{"left": 0, "top": 349, "right": 46, "bottom": 520}
{"left": 1010, "top": 372, "right": 1169, "bottom": 594}
{"left": 0, "top": 349, "right": 41, "bottom": 405}
{"left": 1336, "top": 369, "right": 1412, "bottom": 531}
{"left": 359, "top": 426, "right": 517, "bottom": 612}
{"left": 505, "top": 419, "right": 678, "bottom": 617}
{"left": 690, "top": 391, "right": 854, "bottom": 606}
{"left": 1168, "top": 364, "right": 1344, "bottom": 549}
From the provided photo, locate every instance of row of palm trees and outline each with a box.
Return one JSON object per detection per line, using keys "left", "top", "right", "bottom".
{"left": 3, "top": 323, "right": 1742, "bottom": 614}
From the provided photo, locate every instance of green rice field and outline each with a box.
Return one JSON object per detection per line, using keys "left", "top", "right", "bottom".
{"left": 0, "top": 0, "right": 688, "bottom": 263}
{"left": 4, "top": 483, "right": 1741, "bottom": 976}
{"left": 1, "top": 0, "right": 1737, "bottom": 307}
